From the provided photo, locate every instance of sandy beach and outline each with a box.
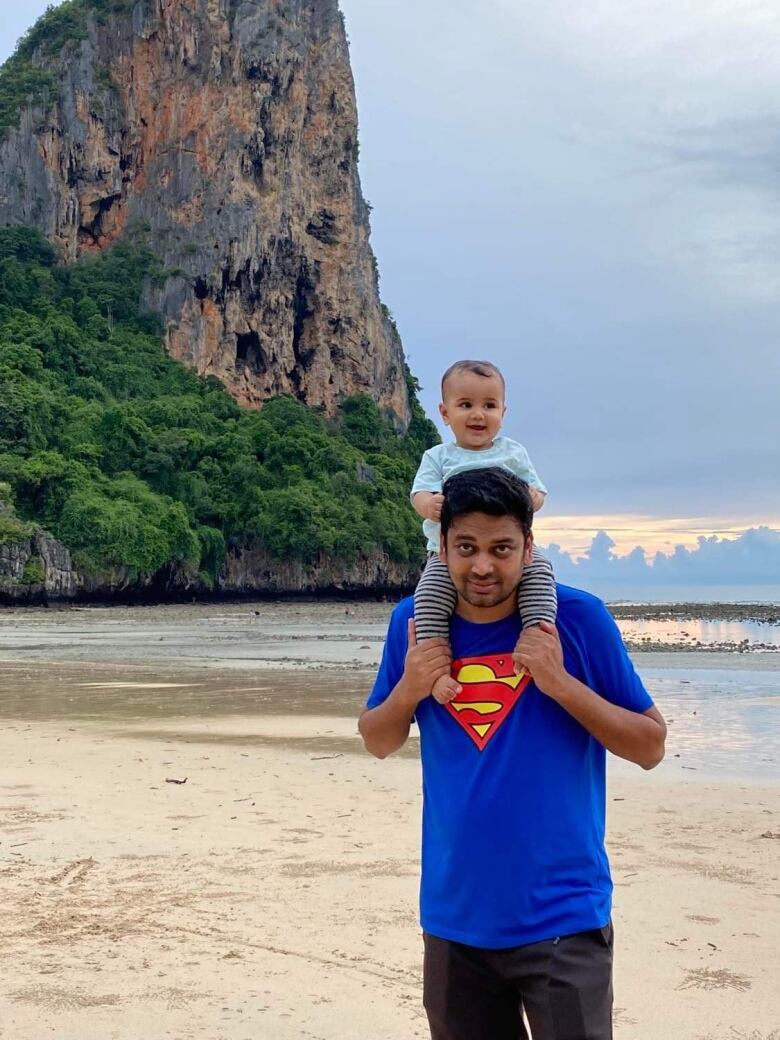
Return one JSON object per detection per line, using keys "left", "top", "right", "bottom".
{"left": 0, "top": 606, "right": 778, "bottom": 1039}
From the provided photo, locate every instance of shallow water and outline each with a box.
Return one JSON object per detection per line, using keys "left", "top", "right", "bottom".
{"left": 0, "top": 657, "right": 776, "bottom": 781}
{"left": 616, "top": 663, "right": 780, "bottom": 782}
{"left": 618, "top": 617, "right": 780, "bottom": 650}
{"left": 0, "top": 604, "right": 777, "bottom": 782}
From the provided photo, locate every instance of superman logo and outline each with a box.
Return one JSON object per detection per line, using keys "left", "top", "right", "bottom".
{"left": 444, "top": 653, "right": 530, "bottom": 751}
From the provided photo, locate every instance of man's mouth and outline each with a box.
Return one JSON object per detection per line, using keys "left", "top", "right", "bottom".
{"left": 468, "top": 579, "right": 497, "bottom": 593}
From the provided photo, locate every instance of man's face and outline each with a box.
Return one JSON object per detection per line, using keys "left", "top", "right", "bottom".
{"left": 439, "top": 371, "right": 506, "bottom": 450}
{"left": 440, "top": 511, "right": 533, "bottom": 615}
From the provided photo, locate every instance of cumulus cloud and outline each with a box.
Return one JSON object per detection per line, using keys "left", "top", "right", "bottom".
{"left": 541, "top": 526, "right": 780, "bottom": 587}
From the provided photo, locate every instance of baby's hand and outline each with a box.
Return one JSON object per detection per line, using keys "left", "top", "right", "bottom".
{"left": 528, "top": 487, "right": 546, "bottom": 511}
{"left": 431, "top": 672, "right": 462, "bottom": 705}
{"left": 427, "top": 493, "right": 445, "bottom": 522}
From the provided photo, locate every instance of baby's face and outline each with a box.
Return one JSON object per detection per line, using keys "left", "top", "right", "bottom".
{"left": 439, "top": 371, "right": 506, "bottom": 449}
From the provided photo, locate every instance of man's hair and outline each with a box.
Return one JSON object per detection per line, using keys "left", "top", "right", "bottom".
{"left": 440, "top": 360, "right": 506, "bottom": 399}
{"left": 440, "top": 468, "right": 533, "bottom": 542}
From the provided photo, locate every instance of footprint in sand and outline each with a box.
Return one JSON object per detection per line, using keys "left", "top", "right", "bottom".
{"left": 10, "top": 983, "right": 120, "bottom": 1011}
{"left": 676, "top": 967, "right": 752, "bottom": 992}
{"left": 47, "top": 858, "right": 96, "bottom": 886}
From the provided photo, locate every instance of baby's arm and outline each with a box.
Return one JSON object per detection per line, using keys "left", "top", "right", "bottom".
{"left": 413, "top": 491, "right": 444, "bottom": 522}
{"left": 414, "top": 558, "right": 461, "bottom": 705}
{"left": 505, "top": 441, "right": 547, "bottom": 511}
{"left": 411, "top": 448, "right": 445, "bottom": 521}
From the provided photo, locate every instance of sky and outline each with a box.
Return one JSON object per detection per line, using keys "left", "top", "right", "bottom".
{"left": 3, "top": 2, "right": 780, "bottom": 576}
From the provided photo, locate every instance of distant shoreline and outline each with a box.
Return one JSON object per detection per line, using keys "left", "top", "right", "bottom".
{"left": 0, "top": 594, "right": 777, "bottom": 615}
{"left": 608, "top": 601, "right": 779, "bottom": 623}
{"left": 1, "top": 600, "right": 779, "bottom": 664}
{"left": 1, "top": 594, "right": 778, "bottom": 623}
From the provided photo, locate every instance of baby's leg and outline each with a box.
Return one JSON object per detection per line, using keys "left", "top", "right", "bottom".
{"left": 415, "top": 557, "right": 460, "bottom": 703}
{"left": 517, "top": 548, "right": 557, "bottom": 627}
{"left": 414, "top": 555, "right": 458, "bottom": 641}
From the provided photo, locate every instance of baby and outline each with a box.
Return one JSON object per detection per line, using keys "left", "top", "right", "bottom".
{"left": 411, "top": 359, "right": 556, "bottom": 700}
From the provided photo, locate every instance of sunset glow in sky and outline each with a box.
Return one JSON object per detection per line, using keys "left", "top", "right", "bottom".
{"left": 532, "top": 513, "right": 780, "bottom": 558}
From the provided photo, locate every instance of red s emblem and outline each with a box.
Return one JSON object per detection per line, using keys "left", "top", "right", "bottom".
{"left": 445, "top": 654, "right": 530, "bottom": 750}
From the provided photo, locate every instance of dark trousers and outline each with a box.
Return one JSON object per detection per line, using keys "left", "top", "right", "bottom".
{"left": 423, "top": 924, "right": 614, "bottom": 1040}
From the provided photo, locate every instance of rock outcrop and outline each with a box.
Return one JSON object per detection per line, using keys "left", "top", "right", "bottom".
{"left": 0, "top": 0, "right": 410, "bottom": 425}
{"left": 0, "top": 529, "right": 418, "bottom": 603}
{"left": 0, "top": 528, "right": 79, "bottom": 603}
{"left": 221, "top": 544, "right": 419, "bottom": 596}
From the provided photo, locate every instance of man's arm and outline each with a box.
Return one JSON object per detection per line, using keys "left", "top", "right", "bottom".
{"left": 514, "top": 622, "right": 666, "bottom": 770}
{"left": 359, "top": 619, "right": 451, "bottom": 759}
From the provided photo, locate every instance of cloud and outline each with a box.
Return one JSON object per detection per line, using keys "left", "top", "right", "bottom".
{"left": 5, "top": 1, "right": 779, "bottom": 523}
{"left": 541, "top": 526, "right": 780, "bottom": 587}
{"left": 484, "top": 0, "right": 780, "bottom": 289}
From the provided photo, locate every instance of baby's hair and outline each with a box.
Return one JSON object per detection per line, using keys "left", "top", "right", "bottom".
{"left": 441, "top": 360, "right": 506, "bottom": 399}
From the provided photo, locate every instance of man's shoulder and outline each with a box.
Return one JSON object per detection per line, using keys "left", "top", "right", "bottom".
{"left": 389, "top": 596, "right": 416, "bottom": 623}
{"left": 386, "top": 597, "right": 415, "bottom": 643}
{"left": 556, "top": 583, "right": 612, "bottom": 628}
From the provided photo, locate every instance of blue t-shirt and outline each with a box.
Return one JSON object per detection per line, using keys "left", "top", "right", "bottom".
{"left": 366, "top": 584, "right": 654, "bottom": 949}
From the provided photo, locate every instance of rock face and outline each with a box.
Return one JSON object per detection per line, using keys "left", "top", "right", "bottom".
{"left": 0, "top": 528, "right": 418, "bottom": 603}
{"left": 0, "top": 529, "right": 79, "bottom": 603}
{"left": 0, "top": 0, "right": 410, "bottom": 425}
{"left": 221, "top": 544, "right": 419, "bottom": 596}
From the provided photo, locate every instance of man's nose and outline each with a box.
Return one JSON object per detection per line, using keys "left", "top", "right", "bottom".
{"left": 471, "top": 554, "right": 494, "bottom": 576}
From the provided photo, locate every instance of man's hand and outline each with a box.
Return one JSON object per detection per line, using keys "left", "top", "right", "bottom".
{"left": 512, "top": 621, "right": 567, "bottom": 697}
{"left": 358, "top": 618, "right": 451, "bottom": 759}
{"left": 425, "top": 493, "right": 445, "bottom": 522}
{"left": 403, "top": 618, "right": 452, "bottom": 707}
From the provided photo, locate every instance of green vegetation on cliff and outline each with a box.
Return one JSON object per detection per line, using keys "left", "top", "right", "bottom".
{"left": 0, "top": 0, "right": 134, "bottom": 138}
{"left": 0, "top": 226, "right": 438, "bottom": 586}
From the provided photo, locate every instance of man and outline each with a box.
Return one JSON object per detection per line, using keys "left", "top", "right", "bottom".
{"left": 358, "top": 468, "right": 666, "bottom": 1040}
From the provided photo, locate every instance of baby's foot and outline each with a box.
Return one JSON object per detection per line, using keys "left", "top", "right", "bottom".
{"left": 512, "top": 628, "right": 536, "bottom": 676}
{"left": 431, "top": 673, "right": 462, "bottom": 705}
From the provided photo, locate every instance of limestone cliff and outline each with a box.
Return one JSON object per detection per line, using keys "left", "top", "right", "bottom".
{"left": 0, "top": 0, "right": 410, "bottom": 425}
{"left": 0, "top": 527, "right": 419, "bottom": 604}
{"left": 0, "top": 500, "right": 79, "bottom": 603}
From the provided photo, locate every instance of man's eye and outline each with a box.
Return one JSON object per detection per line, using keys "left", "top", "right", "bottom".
{"left": 457, "top": 545, "right": 474, "bottom": 555}
{"left": 494, "top": 546, "right": 512, "bottom": 556}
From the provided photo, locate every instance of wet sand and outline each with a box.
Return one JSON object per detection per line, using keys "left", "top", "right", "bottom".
{"left": 1, "top": 600, "right": 779, "bottom": 670}
{"left": 0, "top": 610, "right": 779, "bottom": 1038}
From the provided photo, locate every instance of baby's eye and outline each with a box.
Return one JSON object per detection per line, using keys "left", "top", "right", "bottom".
{"left": 485, "top": 402, "right": 498, "bottom": 410}
{"left": 459, "top": 401, "right": 472, "bottom": 409}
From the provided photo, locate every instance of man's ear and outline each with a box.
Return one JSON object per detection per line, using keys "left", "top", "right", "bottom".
{"left": 438, "top": 402, "right": 450, "bottom": 426}
{"left": 523, "top": 531, "right": 534, "bottom": 565}
{"left": 438, "top": 534, "right": 447, "bottom": 563}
